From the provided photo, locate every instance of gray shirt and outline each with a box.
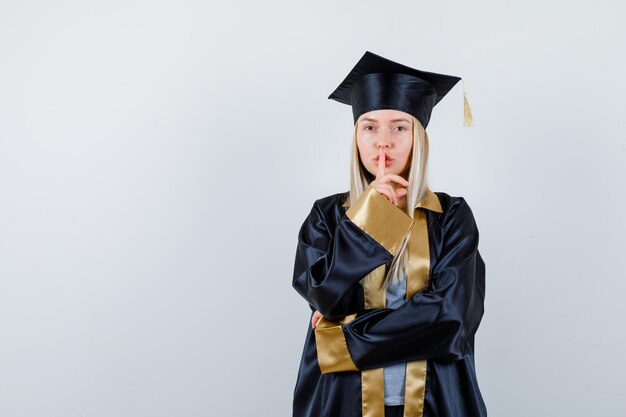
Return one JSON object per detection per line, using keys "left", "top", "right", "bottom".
{"left": 383, "top": 271, "right": 407, "bottom": 406}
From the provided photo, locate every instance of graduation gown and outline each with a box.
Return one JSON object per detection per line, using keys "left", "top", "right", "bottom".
{"left": 291, "top": 184, "right": 487, "bottom": 417}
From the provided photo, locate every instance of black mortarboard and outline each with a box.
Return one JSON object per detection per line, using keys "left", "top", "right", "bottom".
{"left": 328, "top": 51, "right": 473, "bottom": 129}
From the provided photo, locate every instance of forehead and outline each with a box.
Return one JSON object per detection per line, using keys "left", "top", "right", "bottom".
{"left": 357, "top": 109, "right": 412, "bottom": 123}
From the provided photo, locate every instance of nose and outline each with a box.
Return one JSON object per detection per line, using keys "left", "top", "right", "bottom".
{"left": 376, "top": 129, "right": 392, "bottom": 149}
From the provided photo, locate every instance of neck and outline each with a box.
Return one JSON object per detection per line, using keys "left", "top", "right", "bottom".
{"left": 397, "top": 195, "right": 407, "bottom": 211}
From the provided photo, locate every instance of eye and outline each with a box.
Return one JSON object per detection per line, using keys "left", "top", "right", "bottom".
{"left": 395, "top": 126, "right": 407, "bottom": 132}
{"left": 364, "top": 125, "right": 374, "bottom": 131}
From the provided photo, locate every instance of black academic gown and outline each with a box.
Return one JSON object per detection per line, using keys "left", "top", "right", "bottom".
{"left": 291, "top": 187, "right": 487, "bottom": 417}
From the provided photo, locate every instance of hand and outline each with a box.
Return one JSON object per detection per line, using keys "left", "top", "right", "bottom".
{"left": 311, "top": 310, "right": 323, "bottom": 329}
{"left": 370, "top": 148, "right": 409, "bottom": 207}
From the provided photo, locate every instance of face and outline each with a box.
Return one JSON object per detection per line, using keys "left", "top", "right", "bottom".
{"left": 356, "top": 109, "right": 413, "bottom": 179}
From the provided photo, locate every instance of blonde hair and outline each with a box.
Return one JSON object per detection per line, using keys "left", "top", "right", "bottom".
{"left": 342, "top": 115, "right": 430, "bottom": 290}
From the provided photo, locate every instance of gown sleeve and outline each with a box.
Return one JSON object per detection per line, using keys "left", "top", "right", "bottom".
{"left": 292, "top": 185, "right": 415, "bottom": 322}
{"left": 314, "top": 196, "right": 486, "bottom": 374}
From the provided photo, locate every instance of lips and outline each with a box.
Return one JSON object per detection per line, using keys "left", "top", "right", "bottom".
{"left": 374, "top": 153, "right": 393, "bottom": 161}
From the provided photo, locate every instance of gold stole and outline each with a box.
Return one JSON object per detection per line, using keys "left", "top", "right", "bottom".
{"left": 360, "top": 207, "right": 431, "bottom": 417}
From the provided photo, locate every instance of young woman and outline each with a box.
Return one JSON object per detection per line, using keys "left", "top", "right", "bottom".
{"left": 291, "top": 51, "right": 487, "bottom": 417}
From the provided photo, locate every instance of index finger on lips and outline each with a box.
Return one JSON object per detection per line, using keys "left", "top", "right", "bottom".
{"left": 376, "top": 148, "right": 385, "bottom": 179}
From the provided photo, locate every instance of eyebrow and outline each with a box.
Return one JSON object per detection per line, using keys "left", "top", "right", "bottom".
{"left": 359, "top": 117, "right": 411, "bottom": 124}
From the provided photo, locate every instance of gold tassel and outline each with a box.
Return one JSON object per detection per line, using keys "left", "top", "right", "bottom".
{"left": 462, "top": 79, "right": 474, "bottom": 127}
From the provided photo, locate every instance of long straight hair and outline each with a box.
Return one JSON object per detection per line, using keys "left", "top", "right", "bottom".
{"left": 342, "top": 116, "right": 430, "bottom": 290}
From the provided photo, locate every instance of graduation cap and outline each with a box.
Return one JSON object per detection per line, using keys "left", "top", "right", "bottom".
{"left": 328, "top": 51, "right": 473, "bottom": 129}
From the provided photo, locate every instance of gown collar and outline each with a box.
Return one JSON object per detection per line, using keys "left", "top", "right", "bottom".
{"left": 415, "top": 188, "right": 443, "bottom": 213}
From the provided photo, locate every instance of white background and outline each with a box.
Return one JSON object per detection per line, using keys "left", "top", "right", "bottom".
{"left": 1, "top": 1, "right": 625, "bottom": 416}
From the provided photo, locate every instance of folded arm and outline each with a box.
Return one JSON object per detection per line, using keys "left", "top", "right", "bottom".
{"left": 314, "top": 197, "right": 486, "bottom": 373}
